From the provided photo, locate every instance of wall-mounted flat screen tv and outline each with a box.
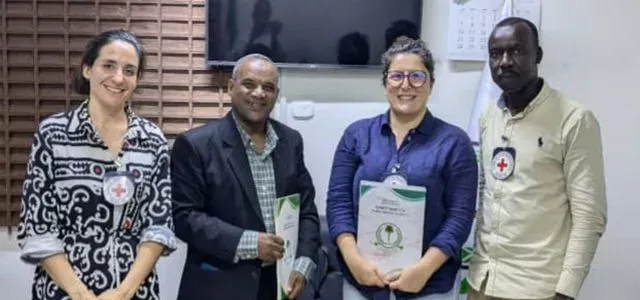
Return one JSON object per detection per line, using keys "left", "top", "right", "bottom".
{"left": 205, "top": 0, "right": 423, "bottom": 68}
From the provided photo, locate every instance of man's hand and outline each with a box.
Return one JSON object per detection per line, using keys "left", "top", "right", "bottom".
{"left": 97, "top": 288, "right": 133, "bottom": 300}
{"left": 344, "top": 253, "right": 385, "bottom": 287}
{"left": 257, "top": 233, "right": 284, "bottom": 263}
{"left": 286, "top": 271, "right": 306, "bottom": 299}
{"left": 386, "top": 262, "right": 431, "bottom": 293}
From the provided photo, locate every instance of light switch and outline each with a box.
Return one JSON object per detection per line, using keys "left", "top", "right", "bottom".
{"left": 291, "top": 100, "right": 315, "bottom": 119}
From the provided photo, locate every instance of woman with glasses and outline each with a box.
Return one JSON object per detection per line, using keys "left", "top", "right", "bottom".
{"left": 325, "top": 39, "right": 478, "bottom": 300}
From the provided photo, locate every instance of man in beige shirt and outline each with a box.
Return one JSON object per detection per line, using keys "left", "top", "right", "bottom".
{"left": 468, "top": 17, "right": 607, "bottom": 300}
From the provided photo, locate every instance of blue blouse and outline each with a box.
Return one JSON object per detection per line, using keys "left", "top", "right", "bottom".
{"left": 326, "top": 110, "right": 478, "bottom": 299}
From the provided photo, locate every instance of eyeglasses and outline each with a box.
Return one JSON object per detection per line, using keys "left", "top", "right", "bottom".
{"left": 385, "top": 70, "right": 429, "bottom": 88}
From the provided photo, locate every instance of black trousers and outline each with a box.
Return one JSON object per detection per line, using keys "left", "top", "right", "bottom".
{"left": 258, "top": 265, "right": 278, "bottom": 300}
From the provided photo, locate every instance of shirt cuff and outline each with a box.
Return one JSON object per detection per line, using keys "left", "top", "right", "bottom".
{"left": 19, "top": 234, "right": 65, "bottom": 264}
{"left": 140, "top": 225, "right": 179, "bottom": 256}
{"left": 328, "top": 224, "right": 357, "bottom": 244}
{"left": 556, "top": 269, "right": 586, "bottom": 299}
{"left": 429, "top": 239, "right": 458, "bottom": 261}
{"left": 293, "top": 256, "right": 316, "bottom": 282}
{"left": 234, "top": 230, "right": 260, "bottom": 263}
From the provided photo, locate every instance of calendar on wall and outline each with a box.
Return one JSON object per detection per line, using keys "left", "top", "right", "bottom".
{"left": 447, "top": 0, "right": 541, "bottom": 61}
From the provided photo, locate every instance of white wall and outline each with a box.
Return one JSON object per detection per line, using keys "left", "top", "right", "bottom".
{"left": 1, "top": 1, "right": 638, "bottom": 299}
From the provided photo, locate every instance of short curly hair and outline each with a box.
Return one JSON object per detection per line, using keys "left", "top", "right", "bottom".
{"left": 381, "top": 38, "right": 435, "bottom": 86}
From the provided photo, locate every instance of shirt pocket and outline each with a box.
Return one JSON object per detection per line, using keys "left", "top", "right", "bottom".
{"left": 536, "top": 135, "right": 563, "bottom": 164}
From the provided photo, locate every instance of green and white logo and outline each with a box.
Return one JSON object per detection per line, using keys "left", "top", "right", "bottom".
{"left": 374, "top": 222, "right": 404, "bottom": 250}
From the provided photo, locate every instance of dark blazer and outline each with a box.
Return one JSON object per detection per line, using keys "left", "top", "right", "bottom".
{"left": 171, "top": 112, "right": 320, "bottom": 300}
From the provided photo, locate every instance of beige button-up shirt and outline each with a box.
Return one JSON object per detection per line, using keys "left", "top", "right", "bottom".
{"left": 468, "top": 80, "right": 607, "bottom": 299}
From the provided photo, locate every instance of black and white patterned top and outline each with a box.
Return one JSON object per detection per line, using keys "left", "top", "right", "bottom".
{"left": 17, "top": 100, "right": 178, "bottom": 300}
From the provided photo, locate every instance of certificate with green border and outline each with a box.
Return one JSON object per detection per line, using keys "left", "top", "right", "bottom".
{"left": 274, "top": 193, "right": 300, "bottom": 300}
{"left": 357, "top": 180, "right": 426, "bottom": 275}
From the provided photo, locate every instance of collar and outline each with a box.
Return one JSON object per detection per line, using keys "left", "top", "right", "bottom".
{"left": 497, "top": 79, "right": 552, "bottom": 119}
{"left": 231, "top": 110, "right": 279, "bottom": 151}
{"left": 67, "top": 99, "right": 150, "bottom": 141}
{"left": 380, "top": 109, "right": 435, "bottom": 136}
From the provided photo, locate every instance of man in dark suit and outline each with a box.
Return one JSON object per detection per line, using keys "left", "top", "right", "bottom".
{"left": 171, "top": 53, "right": 320, "bottom": 300}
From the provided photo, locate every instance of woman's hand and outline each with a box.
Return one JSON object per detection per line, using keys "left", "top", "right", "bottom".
{"left": 68, "top": 287, "right": 98, "bottom": 300}
{"left": 386, "top": 262, "right": 431, "bottom": 293}
{"left": 97, "top": 287, "right": 134, "bottom": 300}
{"left": 336, "top": 233, "right": 386, "bottom": 287}
{"left": 345, "top": 253, "right": 386, "bottom": 287}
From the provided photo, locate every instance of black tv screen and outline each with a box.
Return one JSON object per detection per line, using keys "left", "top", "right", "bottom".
{"left": 206, "top": 0, "right": 423, "bottom": 68}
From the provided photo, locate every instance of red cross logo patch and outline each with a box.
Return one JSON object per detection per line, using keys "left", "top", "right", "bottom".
{"left": 103, "top": 173, "right": 135, "bottom": 206}
{"left": 491, "top": 149, "right": 515, "bottom": 180}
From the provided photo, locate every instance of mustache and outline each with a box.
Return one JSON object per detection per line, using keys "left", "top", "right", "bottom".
{"left": 498, "top": 69, "right": 518, "bottom": 76}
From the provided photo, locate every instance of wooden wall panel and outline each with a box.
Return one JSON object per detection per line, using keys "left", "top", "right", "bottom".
{"left": 0, "top": 0, "right": 231, "bottom": 226}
